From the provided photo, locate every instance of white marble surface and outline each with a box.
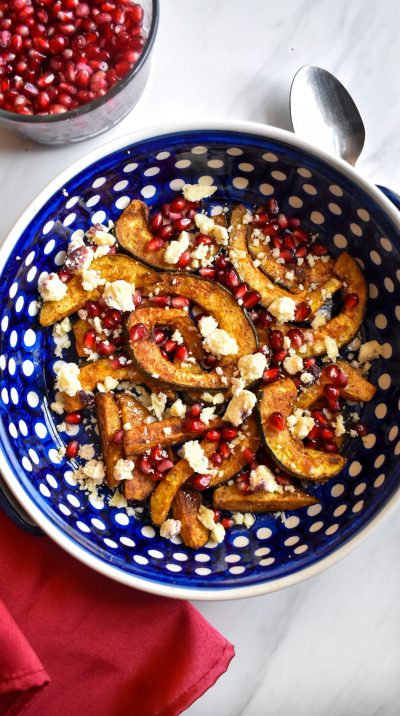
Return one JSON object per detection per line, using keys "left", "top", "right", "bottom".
{"left": 0, "top": 0, "right": 399, "bottom": 714}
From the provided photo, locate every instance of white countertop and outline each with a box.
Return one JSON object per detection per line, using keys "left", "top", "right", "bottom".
{"left": 1, "top": 1, "right": 399, "bottom": 713}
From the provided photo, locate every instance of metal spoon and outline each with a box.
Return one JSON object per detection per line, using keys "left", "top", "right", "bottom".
{"left": 290, "top": 66, "right": 365, "bottom": 165}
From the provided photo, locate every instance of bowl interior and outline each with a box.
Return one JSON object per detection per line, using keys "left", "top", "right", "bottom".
{"left": 0, "top": 129, "right": 399, "bottom": 595}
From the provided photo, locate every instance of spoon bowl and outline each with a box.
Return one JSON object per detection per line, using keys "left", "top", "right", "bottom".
{"left": 290, "top": 65, "right": 366, "bottom": 165}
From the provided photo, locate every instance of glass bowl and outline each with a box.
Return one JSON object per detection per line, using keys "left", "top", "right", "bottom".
{"left": 0, "top": 0, "right": 159, "bottom": 145}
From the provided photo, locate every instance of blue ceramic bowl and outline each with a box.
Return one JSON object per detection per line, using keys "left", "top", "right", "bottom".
{"left": 0, "top": 122, "right": 399, "bottom": 600}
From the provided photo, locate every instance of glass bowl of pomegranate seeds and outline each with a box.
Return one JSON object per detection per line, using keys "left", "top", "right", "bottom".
{"left": 0, "top": 0, "right": 158, "bottom": 144}
{"left": 0, "top": 121, "right": 399, "bottom": 600}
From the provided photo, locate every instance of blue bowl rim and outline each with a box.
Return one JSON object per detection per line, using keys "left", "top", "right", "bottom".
{"left": 1, "top": 119, "right": 399, "bottom": 601}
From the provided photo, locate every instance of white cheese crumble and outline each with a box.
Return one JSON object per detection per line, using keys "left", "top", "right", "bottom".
{"left": 200, "top": 392, "right": 225, "bottom": 405}
{"left": 180, "top": 440, "right": 209, "bottom": 474}
{"left": 81, "top": 269, "right": 106, "bottom": 292}
{"left": 86, "top": 224, "right": 116, "bottom": 246}
{"left": 268, "top": 296, "right": 296, "bottom": 323}
{"left": 169, "top": 398, "right": 187, "bottom": 418}
{"left": 171, "top": 329, "right": 183, "bottom": 345}
{"left": 300, "top": 371, "right": 314, "bottom": 385}
{"left": 224, "top": 389, "right": 256, "bottom": 427}
{"left": 78, "top": 443, "right": 95, "bottom": 460}
{"left": 97, "top": 376, "right": 119, "bottom": 393}
{"left": 151, "top": 392, "right": 167, "bottom": 421}
{"left": 52, "top": 317, "right": 71, "bottom": 358}
{"left": 198, "top": 315, "right": 218, "bottom": 338}
{"left": 194, "top": 213, "right": 215, "bottom": 236}
{"left": 80, "top": 459, "right": 105, "bottom": 483}
{"left": 210, "top": 522, "right": 226, "bottom": 544}
{"left": 283, "top": 353, "right": 304, "bottom": 375}
{"left": 50, "top": 391, "right": 65, "bottom": 415}
{"left": 358, "top": 340, "right": 383, "bottom": 364}
{"left": 238, "top": 353, "right": 267, "bottom": 384}
{"left": 311, "top": 311, "right": 327, "bottom": 329}
{"left": 324, "top": 336, "right": 339, "bottom": 363}
{"left": 108, "top": 490, "right": 128, "bottom": 509}
{"left": 182, "top": 183, "right": 217, "bottom": 202}
{"left": 103, "top": 280, "right": 135, "bottom": 312}
{"left": 160, "top": 518, "right": 181, "bottom": 539}
{"left": 333, "top": 414, "right": 346, "bottom": 437}
{"left": 113, "top": 458, "right": 135, "bottom": 481}
{"left": 203, "top": 328, "right": 238, "bottom": 357}
{"left": 38, "top": 272, "right": 67, "bottom": 302}
{"left": 164, "top": 230, "right": 190, "bottom": 264}
{"left": 287, "top": 409, "right": 315, "bottom": 440}
{"left": 197, "top": 504, "right": 216, "bottom": 530}
{"left": 200, "top": 406, "right": 216, "bottom": 425}
{"left": 54, "top": 362, "right": 81, "bottom": 397}
{"left": 250, "top": 465, "right": 282, "bottom": 493}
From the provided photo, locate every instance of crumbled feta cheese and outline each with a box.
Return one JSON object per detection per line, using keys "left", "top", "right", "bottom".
{"left": 87, "top": 224, "right": 116, "bottom": 246}
{"left": 50, "top": 392, "right": 65, "bottom": 415}
{"left": 311, "top": 312, "right": 327, "bottom": 329}
{"left": 232, "top": 512, "right": 245, "bottom": 525}
{"left": 81, "top": 459, "right": 105, "bottom": 483}
{"left": 324, "top": 336, "right": 339, "bottom": 363}
{"left": 200, "top": 392, "right": 225, "bottom": 405}
{"left": 333, "top": 414, "right": 346, "bottom": 437}
{"left": 151, "top": 392, "right": 167, "bottom": 420}
{"left": 171, "top": 329, "right": 183, "bottom": 345}
{"left": 200, "top": 406, "right": 216, "bottom": 425}
{"left": 182, "top": 183, "right": 217, "bottom": 202}
{"left": 198, "top": 315, "right": 218, "bottom": 338}
{"left": 203, "top": 328, "right": 238, "bottom": 357}
{"left": 194, "top": 213, "right": 215, "bottom": 236}
{"left": 169, "top": 398, "right": 187, "bottom": 418}
{"left": 285, "top": 270, "right": 295, "bottom": 281}
{"left": 78, "top": 443, "right": 95, "bottom": 460}
{"left": 250, "top": 465, "right": 282, "bottom": 493}
{"left": 231, "top": 376, "right": 245, "bottom": 395}
{"left": 224, "top": 389, "right": 256, "bottom": 427}
{"left": 210, "top": 522, "right": 226, "bottom": 543}
{"left": 103, "top": 280, "right": 135, "bottom": 312}
{"left": 243, "top": 512, "right": 255, "bottom": 528}
{"left": 97, "top": 376, "right": 119, "bottom": 393}
{"left": 238, "top": 353, "right": 267, "bottom": 384}
{"left": 300, "top": 371, "right": 314, "bottom": 385}
{"left": 160, "top": 518, "right": 181, "bottom": 539}
{"left": 212, "top": 224, "right": 229, "bottom": 246}
{"left": 164, "top": 231, "right": 190, "bottom": 264}
{"left": 180, "top": 440, "right": 209, "bottom": 474}
{"left": 38, "top": 272, "right": 67, "bottom": 302}
{"left": 114, "top": 458, "right": 135, "bottom": 481}
{"left": 358, "top": 340, "right": 383, "bottom": 364}
{"left": 287, "top": 409, "right": 315, "bottom": 440}
{"left": 93, "top": 245, "right": 111, "bottom": 259}
{"left": 52, "top": 317, "right": 71, "bottom": 358}
{"left": 197, "top": 504, "right": 216, "bottom": 530}
{"left": 191, "top": 243, "right": 210, "bottom": 263}
{"left": 54, "top": 362, "right": 81, "bottom": 397}
{"left": 283, "top": 353, "right": 304, "bottom": 375}
{"left": 81, "top": 269, "right": 106, "bottom": 292}
{"left": 243, "top": 212, "right": 253, "bottom": 225}
{"left": 348, "top": 336, "right": 361, "bottom": 351}
{"left": 268, "top": 296, "right": 296, "bottom": 323}
{"left": 307, "top": 254, "right": 316, "bottom": 267}
{"left": 108, "top": 490, "right": 128, "bottom": 508}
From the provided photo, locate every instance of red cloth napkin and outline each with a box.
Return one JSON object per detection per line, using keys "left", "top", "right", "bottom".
{"left": 0, "top": 511, "right": 234, "bottom": 716}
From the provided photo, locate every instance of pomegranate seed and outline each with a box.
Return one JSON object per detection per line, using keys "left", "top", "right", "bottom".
{"left": 215, "top": 256, "right": 229, "bottom": 270}
{"left": 171, "top": 296, "right": 190, "bottom": 309}
{"left": 97, "top": 340, "right": 116, "bottom": 356}
{"left": 112, "top": 429, "right": 124, "bottom": 444}
{"left": 170, "top": 197, "right": 186, "bottom": 212}
{"left": 321, "top": 427, "right": 335, "bottom": 441}
{"left": 65, "top": 411, "right": 83, "bottom": 425}
{"left": 132, "top": 289, "right": 142, "bottom": 307}
{"left": 328, "top": 399, "right": 340, "bottom": 412}
{"left": 177, "top": 250, "right": 191, "bottom": 269}
{"left": 190, "top": 473, "right": 211, "bottom": 490}
{"left": 304, "top": 438, "right": 321, "bottom": 450}
{"left": 205, "top": 429, "right": 221, "bottom": 442}
{"left": 292, "top": 228, "right": 310, "bottom": 244}
{"left": 276, "top": 474, "right": 292, "bottom": 486}
{"left": 272, "top": 349, "right": 287, "bottom": 364}
{"left": 213, "top": 509, "right": 221, "bottom": 522}
{"left": 164, "top": 340, "right": 177, "bottom": 354}
{"left": 242, "top": 448, "right": 255, "bottom": 464}
{"left": 344, "top": 293, "right": 359, "bottom": 310}
{"left": 83, "top": 329, "right": 96, "bottom": 350}
{"left": 156, "top": 458, "right": 174, "bottom": 474}
{"left": 269, "top": 412, "right": 285, "bottom": 430}
{"left": 294, "top": 302, "right": 311, "bottom": 321}
{"left": 199, "top": 267, "right": 216, "bottom": 279}
{"left": 211, "top": 452, "right": 222, "bottom": 466}
{"left": 311, "top": 410, "right": 329, "bottom": 426}
{"left": 287, "top": 328, "right": 304, "bottom": 348}
{"left": 288, "top": 217, "right": 301, "bottom": 229}
{"left": 224, "top": 268, "right": 240, "bottom": 289}
{"left": 185, "top": 418, "right": 205, "bottom": 432}
{"left": 65, "top": 440, "right": 79, "bottom": 459}
{"left": 295, "top": 245, "right": 307, "bottom": 259}
{"left": 303, "top": 357, "right": 316, "bottom": 369}
{"left": 85, "top": 300, "right": 101, "bottom": 318}
{"left": 266, "top": 198, "right": 279, "bottom": 214}
{"left": 283, "top": 235, "right": 296, "bottom": 251}
{"left": 263, "top": 223, "right": 280, "bottom": 237}
{"left": 151, "top": 294, "right": 171, "bottom": 308}
{"left": 233, "top": 283, "right": 250, "bottom": 300}
{"left": 149, "top": 212, "right": 163, "bottom": 232}
{"left": 174, "top": 217, "right": 192, "bottom": 232}
{"left": 221, "top": 518, "right": 234, "bottom": 529}
{"left": 219, "top": 441, "right": 231, "bottom": 459}
{"left": 237, "top": 479, "right": 251, "bottom": 494}
{"left": 311, "top": 243, "right": 328, "bottom": 256}
{"left": 157, "top": 224, "right": 175, "bottom": 241}
{"left": 138, "top": 456, "right": 153, "bottom": 475}
{"left": 307, "top": 426, "right": 321, "bottom": 441}
{"left": 174, "top": 345, "right": 188, "bottom": 362}
{"left": 324, "top": 385, "right": 340, "bottom": 402}
{"left": 280, "top": 249, "right": 295, "bottom": 263}
{"left": 147, "top": 237, "right": 164, "bottom": 252}
{"left": 58, "top": 269, "right": 73, "bottom": 283}
{"left": 253, "top": 212, "right": 268, "bottom": 226}
{"left": 276, "top": 213, "right": 289, "bottom": 230}
{"left": 323, "top": 441, "right": 339, "bottom": 453}
{"left": 263, "top": 367, "right": 280, "bottom": 383}
{"left": 355, "top": 423, "right": 369, "bottom": 437}
{"left": 322, "top": 365, "right": 348, "bottom": 388}
{"left": 221, "top": 426, "right": 238, "bottom": 441}
{"left": 188, "top": 403, "right": 201, "bottom": 418}
{"left": 129, "top": 323, "right": 147, "bottom": 342}
{"left": 243, "top": 291, "right": 260, "bottom": 310}
{"left": 154, "top": 329, "right": 167, "bottom": 345}
{"left": 196, "top": 234, "right": 213, "bottom": 246}
{"left": 202, "top": 353, "right": 218, "bottom": 368}
{"left": 269, "top": 329, "right": 284, "bottom": 351}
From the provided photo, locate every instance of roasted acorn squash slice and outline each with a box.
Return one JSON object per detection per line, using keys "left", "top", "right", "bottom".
{"left": 143, "top": 272, "right": 257, "bottom": 361}
{"left": 95, "top": 392, "right": 124, "bottom": 488}
{"left": 297, "top": 360, "right": 376, "bottom": 409}
{"left": 258, "top": 378, "right": 346, "bottom": 481}
{"left": 172, "top": 488, "right": 210, "bottom": 549}
{"left": 124, "top": 416, "right": 223, "bottom": 457}
{"left": 40, "top": 253, "right": 156, "bottom": 327}
{"left": 115, "top": 198, "right": 220, "bottom": 271}
{"left": 229, "top": 206, "right": 341, "bottom": 315}
{"left": 213, "top": 483, "right": 317, "bottom": 512}
{"left": 117, "top": 393, "right": 157, "bottom": 501}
